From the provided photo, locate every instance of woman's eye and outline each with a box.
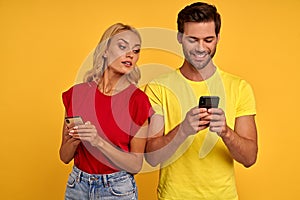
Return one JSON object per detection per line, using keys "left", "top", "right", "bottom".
{"left": 133, "top": 49, "right": 140, "bottom": 54}
{"left": 119, "top": 44, "right": 127, "bottom": 50}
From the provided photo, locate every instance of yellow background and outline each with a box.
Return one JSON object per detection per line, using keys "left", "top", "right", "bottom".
{"left": 1, "top": 0, "right": 300, "bottom": 199}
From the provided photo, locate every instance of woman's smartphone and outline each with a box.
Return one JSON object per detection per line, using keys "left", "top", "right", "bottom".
{"left": 65, "top": 116, "right": 84, "bottom": 128}
{"left": 199, "top": 96, "right": 219, "bottom": 109}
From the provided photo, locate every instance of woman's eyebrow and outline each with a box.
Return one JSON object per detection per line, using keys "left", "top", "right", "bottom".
{"left": 118, "top": 38, "right": 129, "bottom": 44}
{"left": 118, "top": 38, "right": 141, "bottom": 48}
{"left": 133, "top": 44, "right": 141, "bottom": 48}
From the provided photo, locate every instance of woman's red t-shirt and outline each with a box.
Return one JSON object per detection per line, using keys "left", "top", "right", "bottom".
{"left": 62, "top": 82, "right": 153, "bottom": 174}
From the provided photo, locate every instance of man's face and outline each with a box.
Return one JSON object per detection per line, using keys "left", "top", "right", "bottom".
{"left": 178, "top": 21, "right": 219, "bottom": 70}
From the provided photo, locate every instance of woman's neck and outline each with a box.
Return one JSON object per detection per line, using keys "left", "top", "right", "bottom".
{"left": 97, "top": 69, "right": 130, "bottom": 95}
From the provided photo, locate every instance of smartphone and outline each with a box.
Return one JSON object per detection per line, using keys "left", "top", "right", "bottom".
{"left": 65, "top": 116, "right": 84, "bottom": 128}
{"left": 199, "top": 96, "right": 220, "bottom": 109}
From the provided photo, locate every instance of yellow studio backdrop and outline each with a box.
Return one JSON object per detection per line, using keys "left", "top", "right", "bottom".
{"left": 0, "top": 0, "right": 299, "bottom": 199}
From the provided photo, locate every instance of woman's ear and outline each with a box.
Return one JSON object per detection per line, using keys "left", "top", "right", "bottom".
{"left": 177, "top": 32, "right": 183, "bottom": 44}
{"left": 102, "top": 49, "right": 107, "bottom": 58}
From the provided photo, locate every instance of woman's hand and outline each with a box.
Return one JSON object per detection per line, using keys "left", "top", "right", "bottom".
{"left": 59, "top": 122, "right": 81, "bottom": 164}
{"left": 68, "top": 121, "right": 103, "bottom": 147}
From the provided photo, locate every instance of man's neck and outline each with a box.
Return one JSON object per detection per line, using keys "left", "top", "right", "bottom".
{"left": 179, "top": 60, "right": 216, "bottom": 81}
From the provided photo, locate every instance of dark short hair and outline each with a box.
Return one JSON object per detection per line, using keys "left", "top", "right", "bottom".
{"left": 177, "top": 2, "right": 221, "bottom": 36}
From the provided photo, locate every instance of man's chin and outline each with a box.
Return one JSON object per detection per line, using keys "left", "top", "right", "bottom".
{"left": 191, "top": 59, "right": 212, "bottom": 70}
{"left": 191, "top": 63, "right": 207, "bottom": 71}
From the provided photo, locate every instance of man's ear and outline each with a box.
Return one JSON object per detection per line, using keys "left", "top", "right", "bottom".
{"left": 216, "top": 33, "right": 221, "bottom": 43}
{"left": 177, "top": 32, "right": 183, "bottom": 44}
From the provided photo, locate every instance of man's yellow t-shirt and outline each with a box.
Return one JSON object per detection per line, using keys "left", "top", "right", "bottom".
{"left": 144, "top": 68, "right": 256, "bottom": 200}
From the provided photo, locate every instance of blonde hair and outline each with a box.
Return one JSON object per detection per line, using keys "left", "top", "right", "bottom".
{"left": 83, "top": 23, "right": 141, "bottom": 84}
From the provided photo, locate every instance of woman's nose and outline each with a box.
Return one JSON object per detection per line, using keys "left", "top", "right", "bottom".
{"left": 126, "top": 50, "right": 134, "bottom": 58}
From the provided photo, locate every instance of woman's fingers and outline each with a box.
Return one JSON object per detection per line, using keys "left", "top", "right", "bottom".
{"left": 68, "top": 122, "right": 98, "bottom": 142}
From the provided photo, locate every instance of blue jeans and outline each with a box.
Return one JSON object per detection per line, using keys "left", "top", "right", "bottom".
{"left": 65, "top": 166, "right": 138, "bottom": 200}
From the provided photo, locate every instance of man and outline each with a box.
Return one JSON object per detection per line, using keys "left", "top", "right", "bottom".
{"left": 144, "top": 2, "right": 258, "bottom": 200}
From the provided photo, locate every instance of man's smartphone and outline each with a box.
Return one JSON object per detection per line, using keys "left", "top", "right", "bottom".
{"left": 65, "top": 116, "right": 84, "bottom": 128}
{"left": 199, "top": 96, "right": 220, "bottom": 109}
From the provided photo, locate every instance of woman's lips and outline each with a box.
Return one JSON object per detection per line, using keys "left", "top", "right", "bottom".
{"left": 122, "top": 61, "right": 132, "bottom": 67}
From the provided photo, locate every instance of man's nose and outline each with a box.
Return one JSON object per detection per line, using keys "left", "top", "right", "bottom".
{"left": 196, "top": 40, "right": 205, "bottom": 51}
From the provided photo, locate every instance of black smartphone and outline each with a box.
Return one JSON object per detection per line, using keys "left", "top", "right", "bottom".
{"left": 65, "top": 116, "right": 84, "bottom": 128}
{"left": 199, "top": 96, "right": 220, "bottom": 109}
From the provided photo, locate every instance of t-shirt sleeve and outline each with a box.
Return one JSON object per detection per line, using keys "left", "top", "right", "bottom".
{"left": 62, "top": 87, "right": 73, "bottom": 114}
{"left": 144, "top": 81, "right": 164, "bottom": 116}
{"left": 131, "top": 90, "right": 154, "bottom": 124}
{"left": 236, "top": 80, "right": 256, "bottom": 117}
{"left": 129, "top": 89, "right": 154, "bottom": 135}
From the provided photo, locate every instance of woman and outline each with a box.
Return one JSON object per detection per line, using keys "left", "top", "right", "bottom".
{"left": 59, "top": 23, "right": 153, "bottom": 200}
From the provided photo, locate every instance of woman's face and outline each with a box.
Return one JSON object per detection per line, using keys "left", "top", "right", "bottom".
{"left": 105, "top": 30, "right": 141, "bottom": 75}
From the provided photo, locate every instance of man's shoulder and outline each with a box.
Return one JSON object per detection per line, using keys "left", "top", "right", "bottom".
{"left": 149, "top": 69, "right": 181, "bottom": 84}
{"left": 219, "top": 69, "right": 241, "bottom": 80}
{"left": 219, "top": 69, "right": 248, "bottom": 84}
{"left": 218, "top": 69, "right": 254, "bottom": 93}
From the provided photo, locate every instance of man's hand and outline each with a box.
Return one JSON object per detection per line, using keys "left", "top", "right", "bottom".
{"left": 180, "top": 106, "right": 211, "bottom": 136}
{"left": 205, "top": 108, "right": 228, "bottom": 136}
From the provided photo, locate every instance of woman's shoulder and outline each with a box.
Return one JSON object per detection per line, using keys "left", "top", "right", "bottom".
{"left": 73, "top": 81, "right": 97, "bottom": 90}
{"left": 129, "top": 84, "right": 147, "bottom": 98}
{"left": 127, "top": 85, "right": 152, "bottom": 107}
{"left": 65, "top": 81, "right": 97, "bottom": 92}
{"left": 62, "top": 82, "right": 98, "bottom": 104}
{"left": 62, "top": 82, "right": 97, "bottom": 100}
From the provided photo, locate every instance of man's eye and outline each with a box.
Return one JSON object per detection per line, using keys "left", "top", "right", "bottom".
{"left": 205, "top": 39, "right": 213, "bottom": 43}
{"left": 188, "top": 39, "right": 196, "bottom": 43}
{"left": 133, "top": 49, "right": 140, "bottom": 54}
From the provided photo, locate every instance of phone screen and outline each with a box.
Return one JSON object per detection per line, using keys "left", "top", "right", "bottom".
{"left": 199, "top": 96, "right": 219, "bottom": 109}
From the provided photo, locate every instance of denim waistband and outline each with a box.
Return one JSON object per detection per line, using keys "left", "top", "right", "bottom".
{"left": 71, "top": 166, "right": 130, "bottom": 187}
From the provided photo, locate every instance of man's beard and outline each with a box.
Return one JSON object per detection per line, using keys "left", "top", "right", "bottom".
{"left": 183, "top": 48, "right": 216, "bottom": 70}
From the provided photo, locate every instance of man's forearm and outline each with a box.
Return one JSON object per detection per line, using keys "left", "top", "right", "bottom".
{"left": 221, "top": 127, "right": 258, "bottom": 167}
{"left": 145, "top": 125, "right": 189, "bottom": 166}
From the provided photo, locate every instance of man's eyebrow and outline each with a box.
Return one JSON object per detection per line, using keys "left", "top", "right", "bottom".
{"left": 187, "top": 36, "right": 198, "bottom": 40}
{"left": 187, "top": 35, "right": 215, "bottom": 40}
{"left": 204, "top": 36, "right": 215, "bottom": 39}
